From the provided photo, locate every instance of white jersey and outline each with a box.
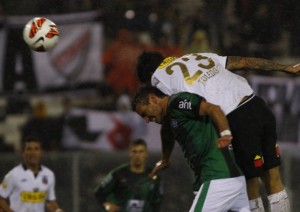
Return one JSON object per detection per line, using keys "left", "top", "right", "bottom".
{"left": 152, "top": 53, "right": 253, "bottom": 115}
{"left": 0, "top": 164, "right": 56, "bottom": 212}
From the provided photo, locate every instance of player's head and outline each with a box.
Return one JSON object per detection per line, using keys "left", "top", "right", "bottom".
{"left": 136, "top": 51, "right": 165, "bottom": 84}
{"left": 129, "top": 139, "right": 148, "bottom": 169}
{"left": 130, "top": 138, "right": 148, "bottom": 149}
{"left": 132, "top": 86, "right": 167, "bottom": 124}
{"left": 22, "top": 137, "right": 43, "bottom": 166}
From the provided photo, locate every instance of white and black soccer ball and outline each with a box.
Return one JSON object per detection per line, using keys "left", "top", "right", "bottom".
{"left": 23, "top": 17, "right": 60, "bottom": 52}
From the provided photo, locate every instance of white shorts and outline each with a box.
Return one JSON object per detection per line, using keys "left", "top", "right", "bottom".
{"left": 189, "top": 176, "right": 250, "bottom": 212}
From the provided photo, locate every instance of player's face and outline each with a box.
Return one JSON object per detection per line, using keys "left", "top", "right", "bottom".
{"left": 130, "top": 144, "right": 148, "bottom": 167}
{"left": 136, "top": 98, "right": 164, "bottom": 124}
{"left": 22, "top": 141, "right": 43, "bottom": 166}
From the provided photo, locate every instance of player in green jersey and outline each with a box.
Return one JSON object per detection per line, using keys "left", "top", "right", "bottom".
{"left": 94, "top": 139, "right": 162, "bottom": 212}
{"left": 132, "top": 86, "right": 250, "bottom": 211}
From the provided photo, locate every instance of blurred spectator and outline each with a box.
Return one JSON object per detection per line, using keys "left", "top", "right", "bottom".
{"left": 21, "top": 101, "right": 61, "bottom": 151}
{"left": 5, "top": 90, "right": 30, "bottom": 115}
{"left": 151, "top": 32, "right": 183, "bottom": 57}
{"left": 102, "top": 28, "right": 144, "bottom": 97}
{"left": 225, "top": 26, "right": 249, "bottom": 56}
{"left": 115, "top": 93, "right": 146, "bottom": 142}
{"left": 184, "top": 30, "right": 212, "bottom": 54}
{"left": 37, "top": 0, "right": 65, "bottom": 14}
{"left": 204, "top": 0, "right": 228, "bottom": 53}
{"left": 0, "top": 136, "right": 14, "bottom": 152}
{"left": 116, "top": 93, "right": 132, "bottom": 112}
{"left": 282, "top": 0, "right": 300, "bottom": 56}
{"left": 184, "top": 6, "right": 210, "bottom": 48}
{"left": 101, "top": 0, "right": 152, "bottom": 39}
{"left": 244, "top": 3, "right": 282, "bottom": 58}
{"left": 153, "top": 8, "right": 182, "bottom": 45}
{"left": 60, "top": 97, "right": 100, "bottom": 150}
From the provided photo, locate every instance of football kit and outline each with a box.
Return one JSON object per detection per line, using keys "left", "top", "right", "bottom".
{"left": 94, "top": 164, "right": 162, "bottom": 212}
{"left": 0, "top": 164, "right": 56, "bottom": 212}
{"left": 152, "top": 53, "right": 281, "bottom": 179}
{"left": 152, "top": 53, "right": 253, "bottom": 115}
{"left": 167, "top": 92, "right": 249, "bottom": 211}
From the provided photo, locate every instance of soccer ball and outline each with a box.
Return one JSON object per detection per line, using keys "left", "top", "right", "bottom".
{"left": 23, "top": 17, "right": 59, "bottom": 52}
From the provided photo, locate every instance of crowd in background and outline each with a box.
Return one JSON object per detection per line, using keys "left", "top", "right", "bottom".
{"left": 1, "top": 0, "right": 300, "bottom": 152}
{"left": 1, "top": 0, "right": 300, "bottom": 58}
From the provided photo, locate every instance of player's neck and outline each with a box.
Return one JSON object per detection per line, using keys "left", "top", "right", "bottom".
{"left": 26, "top": 163, "right": 41, "bottom": 174}
{"left": 161, "top": 96, "right": 170, "bottom": 117}
{"left": 131, "top": 165, "right": 145, "bottom": 173}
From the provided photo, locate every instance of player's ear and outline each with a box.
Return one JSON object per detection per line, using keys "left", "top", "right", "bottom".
{"left": 149, "top": 94, "right": 157, "bottom": 104}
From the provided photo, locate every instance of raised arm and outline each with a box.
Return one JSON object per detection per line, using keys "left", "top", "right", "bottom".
{"left": 226, "top": 56, "right": 300, "bottom": 75}
{"left": 199, "top": 100, "right": 232, "bottom": 148}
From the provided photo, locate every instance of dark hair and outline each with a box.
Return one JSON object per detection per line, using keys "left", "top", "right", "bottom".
{"left": 132, "top": 85, "right": 167, "bottom": 111}
{"left": 131, "top": 138, "right": 147, "bottom": 148}
{"left": 136, "top": 51, "right": 164, "bottom": 84}
{"left": 22, "top": 137, "right": 42, "bottom": 150}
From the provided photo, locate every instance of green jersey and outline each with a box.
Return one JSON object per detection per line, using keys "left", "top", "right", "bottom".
{"left": 167, "top": 92, "right": 243, "bottom": 190}
{"left": 94, "top": 164, "right": 162, "bottom": 212}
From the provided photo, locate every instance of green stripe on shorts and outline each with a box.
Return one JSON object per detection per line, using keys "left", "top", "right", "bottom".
{"left": 195, "top": 181, "right": 211, "bottom": 211}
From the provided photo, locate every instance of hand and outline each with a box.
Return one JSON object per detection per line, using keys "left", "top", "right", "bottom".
{"left": 149, "top": 160, "right": 170, "bottom": 178}
{"left": 286, "top": 63, "right": 300, "bottom": 75}
{"left": 215, "top": 135, "right": 232, "bottom": 149}
{"left": 103, "top": 202, "right": 120, "bottom": 212}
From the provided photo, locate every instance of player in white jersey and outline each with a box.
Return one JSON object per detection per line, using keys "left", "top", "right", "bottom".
{"left": 0, "top": 137, "right": 63, "bottom": 212}
{"left": 136, "top": 52, "right": 300, "bottom": 212}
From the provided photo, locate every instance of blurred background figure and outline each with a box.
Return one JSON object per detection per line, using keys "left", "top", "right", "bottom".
{"left": 94, "top": 139, "right": 163, "bottom": 212}
{"left": 21, "top": 100, "right": 62, "bottom": 151}
{"left": 151, "top": 32, "right": 183, "bottom": 57}
{"left": 0, "top": 137, "right": 63, "bottom": 212}
{"left": 184, "top": 30, "right": 212, "bottom": 54}
{"left": 101, "top": 28, "right": 144, "bottom": 97}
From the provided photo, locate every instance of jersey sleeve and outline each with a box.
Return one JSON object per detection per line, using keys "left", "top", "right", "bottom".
{"left": 47, "top": 171, "right": 56, "bottom": 201}
{"left": 94, "top": 171, "right": 117, "bottom": 205}
{"left": 152, "top": 76, "right": 172, "bottom": 95}
{"left": 0, "top": 172, "right": 15, "bottom": 199}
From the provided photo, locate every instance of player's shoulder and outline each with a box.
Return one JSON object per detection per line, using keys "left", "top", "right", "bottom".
{"left": 155, "top": 56, "right": 178, "bottom": 71}
{"left": 10, "top": 164, "right": 25, "bottom": 174}
{"left": 112, "top": 163, "right": 130, "bottom": 174}
{"left": 4, "top": 164, "right": 25, "bottom": 180}
{"left": 171, "top": 92, "right": 202, "bottom": 101}
{"left": 40, "top": 165, "right": 55, "bottom": 176}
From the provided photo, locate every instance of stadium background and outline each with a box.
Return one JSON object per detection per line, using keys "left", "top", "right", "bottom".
{"left": 0, "top": 0, "right": 300, "bottom": 211}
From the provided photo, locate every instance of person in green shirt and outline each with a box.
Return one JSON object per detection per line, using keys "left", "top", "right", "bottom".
{"left": 94, "top": 139, "right": 162, "bottom": 212}
{"left": 132, "top": 86, "right": 250, "bottom": 211}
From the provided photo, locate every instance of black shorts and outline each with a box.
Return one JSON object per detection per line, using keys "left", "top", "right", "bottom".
{"left": 227, "top": 95, "right": 281, "bottom": 180}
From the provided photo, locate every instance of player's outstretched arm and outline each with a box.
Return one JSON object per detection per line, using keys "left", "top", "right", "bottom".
{"left": 226, "top": 56, "right": 300, "bottom": 75}
{"left": 149, "top": 122, "right": 174, "bottom": 178}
